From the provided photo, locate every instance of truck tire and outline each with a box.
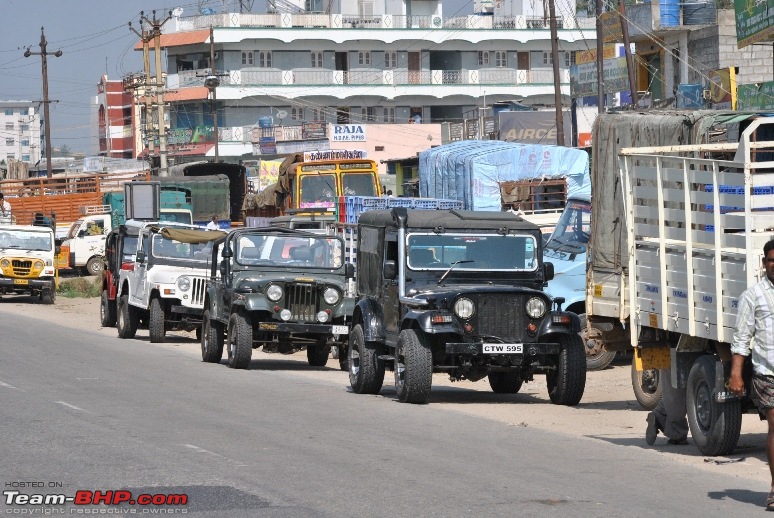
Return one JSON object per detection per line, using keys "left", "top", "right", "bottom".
{"left": 200, "top": 309, "right": 224, "bottom": 363}
{"left": 307, "top": 342, "right": 331, "bottom": 367}
{"left": 116, "top": 294, "right": 139, "bottom": 339}
{"left": 631, "top": 359, "right": 663, "bottom": 411}
{"left": 488, "top": 371, "right": 523, "bottom": 394}
{"left": 580, "top": 313, "right": 616, "bottom": 371}
{"left": 41, "top": 285, "right": 56, "bottom": 305}
{"left": 148, "top": 297, "right": 167, "bottom": 343}
{"left": 100, "top": 290, "right": 116, "bottom": 327}
{"left": 395, "top": 329, "right": 433, "bottom": 404}
{"left": 686, "top": 355, "right": 742, "bottom": 456}
{"left": 547, "top": 333, "right": 586, "bottom": 406}
{"left": 227, "top": 311, "right": 252, "bottom": 369}
{"left": 86, "top": 256, "right": 104, "bottom": 276}
{"left": 348, "top": 324, "right": 384, "bottom": 394}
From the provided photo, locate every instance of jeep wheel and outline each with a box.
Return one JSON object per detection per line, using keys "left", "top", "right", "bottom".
{"left": 116, "top": 294, "right": 139, "bottom": 339}
{"left": 86, "top": 256, "right": 104, "bottom": 276}
{"left": 100, "top": 290, "right": 116, "bottom": 327}
{"left": 631, "top": 359, "right": 663, "bottom": 411}
{"left": 395, "top": 329, "right": 433, "bottom": 404}
{"left": 580, "top": 313, "right": 616, "bottom": 371}
{"left": 488, "top": 371, "right": 523, "bottom": 394}
{"left": 348, "top": 324, "right": 384, "bottom": 394}
{"left": 307, "top": 342, "right": 331, "bottom": 367}
{"left": 547, "top": 333, "right": 586, "bottom": 406}
{"left": 338, "top": 345, "right": 349, "bottom": 371}
{"left": 227, "top": 311, "right": 252, "bottom": 369}
{"left": 149, "top": 297, "right": 167, "bottom": 343}
{"left": 687, "top": 355, "right": 742, "bottom": 456}
{"left": 201, "top": 309, "right": 224, "bottom": 363}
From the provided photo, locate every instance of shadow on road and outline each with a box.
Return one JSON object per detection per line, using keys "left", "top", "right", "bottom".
{"left": 707, "top": 488, "right": 768, "bottom": 507}
{"left": 586, "top": 433, "right": 767, "bottom": 460}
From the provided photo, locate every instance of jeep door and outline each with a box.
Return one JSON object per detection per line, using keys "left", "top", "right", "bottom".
{"left": 131, "top": 232, "right": 151, "bottom": 305}
{"left": 382, "top": 232, "right": 400, "bottom": 341}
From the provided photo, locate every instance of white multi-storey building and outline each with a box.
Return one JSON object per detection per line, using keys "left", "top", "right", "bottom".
{"left": 0, "top": 101, "right": 41, "bottom": 166}
{"left": 139, "top": 0, "right": 596, "bottom": 159}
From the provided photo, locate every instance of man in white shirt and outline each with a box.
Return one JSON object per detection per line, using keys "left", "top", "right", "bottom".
{"left": 206, "top": 215, "right": 219, "bottom": 230}
{"left": 0, "top": 193, "right": 10, "bottom": 221}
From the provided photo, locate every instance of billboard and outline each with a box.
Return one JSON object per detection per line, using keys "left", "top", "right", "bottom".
{"left": 735, "top": 0, "right": 774, "bottom": 48}
{"left": 498, "top": 111, "right": 572, "bottom": 146}
{"left": 708, "top": 67, "right": 737, "bottom": 109}
{"left": 570, "top": 57, "right": 630, "bottom": 98}
{"left": 738, "top": 81, "right": 774, "bottom": 110}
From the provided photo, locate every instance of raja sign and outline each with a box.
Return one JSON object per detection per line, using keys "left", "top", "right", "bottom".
{"left": 332, "top": 124, "right": 366, "bottom": 141}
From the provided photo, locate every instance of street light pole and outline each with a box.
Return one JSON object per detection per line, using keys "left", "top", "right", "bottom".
{"left": 24, "top": 27, "right": 62, "bottom": 178}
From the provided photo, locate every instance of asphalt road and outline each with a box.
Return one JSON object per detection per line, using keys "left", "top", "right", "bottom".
{"left": 0, "top": 310, "right": 766, "bottom": 517}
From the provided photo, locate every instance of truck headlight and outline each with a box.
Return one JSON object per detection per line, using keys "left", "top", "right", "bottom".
{"left": 526, "top": 297, "right": 547, "bottom": 319}
{"left": 454, "top": 297, "right": 475, "bottom": 319}
{"left": 0, "top": 259, "right": 8, "bottom": 268}
{"left": 323, "top": 287, "right": 340, "bottom": 305}
{"left": 267, "top": 284, "right": 283, "bottom": 302}
{"left": 34, "top": 260, "right": 44, "bottom": 270}
{"left": 177, "top": 276, "right": 191, "bottom": 291}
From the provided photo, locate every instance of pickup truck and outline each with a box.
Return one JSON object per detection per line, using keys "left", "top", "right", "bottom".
{"left": 0, "top": 223, "right": 58, "bottom": 304}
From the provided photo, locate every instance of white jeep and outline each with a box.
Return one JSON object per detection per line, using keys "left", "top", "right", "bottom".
{"left": 116, "top": 223, "right": 226, "bottom": 342}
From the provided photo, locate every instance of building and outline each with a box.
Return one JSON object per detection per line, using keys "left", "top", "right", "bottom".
{"left": 130, "top": 0, "right": 596, "bottom": 164}
{"left": 0, "top": 101, "right": 41, "bottom": 167}
{"left": 93, "top": 75, "right": 137, "bottom": 159}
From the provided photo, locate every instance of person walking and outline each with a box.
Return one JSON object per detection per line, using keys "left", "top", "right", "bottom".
{"left": 728, "top": 238, "right": 774, "bottom": 511}
{"left": 0, "top": 193, "right": 11, "bottom": 222}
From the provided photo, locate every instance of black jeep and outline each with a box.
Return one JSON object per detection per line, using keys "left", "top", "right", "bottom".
{"left": 201, "top": 227, "right": 355, "bottom": 369}
{"left": 346, "top": 208, "right": 586, "bottom": 405}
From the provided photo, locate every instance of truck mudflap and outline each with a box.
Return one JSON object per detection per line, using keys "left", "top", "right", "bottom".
{"left": 445, "top": 342, "right": 561, "bottom": 356}
{"left": 256, "top": 321, "right": 349, "bottom": 336}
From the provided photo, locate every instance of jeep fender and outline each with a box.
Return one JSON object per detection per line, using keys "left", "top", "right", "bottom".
{"left": 244, "top": 293, "right": 273, "bottom": 313}
{"left": 538, "top": 311, "right": 581, "bottom": 338}
{"left": 336, "top": 296, "right": 356, "bottom": 320}
{"left": 402, "top": 309, "right": 463, "bottom": 335}
{"left": 354, "top": 298, "right": 384, "bottom": 342}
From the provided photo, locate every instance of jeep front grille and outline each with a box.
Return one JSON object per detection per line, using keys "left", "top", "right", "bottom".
{"left": 191, "top": 277, "right": 206, "bottom": 307}
{"left": 12, "top": 260, "right": 32, "bottom": 277}
{"left": 286, "top": 283, "right": 318, "bottom": 322}
{"left": 473, "top": 294, "right": 527, "bottom": 342}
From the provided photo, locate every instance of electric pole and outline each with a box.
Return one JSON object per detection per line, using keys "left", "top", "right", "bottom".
{"left": 129, "top": 19, "right": 155, "bottom": 170}
{"left": 618, "top": 0, "right": 639, "bottom": 108}
{"left": 202, "top": 26, "right": 228, "bottom": 162}
{"left": 596, "top": 0, "right": 605, "bottom": 114}
{"left": 548, "top": 0, "right": 564, "bottom": 146}
{"left": 24, "top": 27, "right": 62, "bottom": 178}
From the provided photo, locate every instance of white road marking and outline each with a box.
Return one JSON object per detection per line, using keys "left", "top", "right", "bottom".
{"left": 183, "top": 444, "right": 248, "bottom": 467}
{"left": 0, "top": 379, "right": 20, "bottom": 390}
{"left": 55, "top": 401, "right": 92, "bottom": 413}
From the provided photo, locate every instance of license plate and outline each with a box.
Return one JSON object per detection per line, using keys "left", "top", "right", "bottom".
{"left": 332, "top": 325, "right": 349, "bottom": 335}
{"left": 483, "top": 343, "right": 522, "bottom": 354}
{"left": 13, "top": 279, "right": 28, "bottom": 285}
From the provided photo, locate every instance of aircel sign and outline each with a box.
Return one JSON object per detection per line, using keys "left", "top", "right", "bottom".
{"left": 332, "top": 124, "right": 366, "bottom": 141}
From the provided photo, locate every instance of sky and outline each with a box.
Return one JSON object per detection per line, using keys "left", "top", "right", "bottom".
{"left": 0, "top": 0, "right": 473, "bottom": 156}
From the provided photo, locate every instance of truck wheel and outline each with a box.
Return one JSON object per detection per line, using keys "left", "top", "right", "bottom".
{"left": 307, "top": 342, "right": 331, "bottom": 367}
{"left": 348, "top": 324, "right": 384, "bottom": 394}
{"left": 148, "top": 297, "right": 167, "bottom": 343}
{"left": 547, "top": 333, "right": 586, "bottom": 406}
{"left": 86, "top": 257, "right": 103, "bottom": 276}
{"left": 116, "top": 294, "right": 138, "bottom": 339}
{"left": 41, "top": 286, "right": 56, "bottom": 305}
{"left": 631, "top": 359, "right": 663, "bottom": 411}
{"left": 227, "top": 311, "right": 252, "bottom": 369}
{"left": 488, "top": 371, "right": 523, "bottom": 394}
{"left": 395, "top": 329, "right": 433, "bottom": 404}
{"left": 687, "top": 355, "right": 742, "bottom": 456}
{"left": 100, "top": 290, "right": 116, "bottom": 327}
{"left": 200, "top": 309, "right": 224, "bottom": 363}
{"left": 580, "top": 313, "right": 616, "bottom": 371}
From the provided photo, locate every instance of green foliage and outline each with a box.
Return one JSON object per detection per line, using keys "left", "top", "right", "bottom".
{"left": 57, "top": 276, "right": 101, "bottom": 298}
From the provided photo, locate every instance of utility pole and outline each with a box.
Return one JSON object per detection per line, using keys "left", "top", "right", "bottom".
{"left": 24, "top": 27, "right": 62, "bottom": 178}
{"left": 548, "top": 0, "right": 564, "bottom": 146}
{"left": 129, "top": 19, "right": 154, "bottom": 169}
{"left": 202, "top": 26, "right": 228, "bottom": 162}
{"left": 595, "top": 0, "right": 605, "bottom": 114}
{"left": 618, "top": 0, "right": 639, "bottom": 108}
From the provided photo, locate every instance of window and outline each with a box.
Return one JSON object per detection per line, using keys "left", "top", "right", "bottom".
{"left": 21, "top": 139, "right": 29, "bottom": 147}
{"left": 358, "top": 51, "right": 371, "bottom": 65}
{"left": 311, "top": 108, "right": 322, "bottom": 121}
{"left": 258, "top": 51, "right": 272, "bottom": 67}
{"left": 6, "top": 154, "right": 14, "bottom": 161}
{"left": 292, "top": 107, "right": 304, "bottom": 121}
{"left": 242, "top": 51, "right": 253, "bottom": 65}
{"left": 22, "top": 155, "right": 29, "bottom": 162}
{"left": 21, "top": 124, "right": 29, "bottom": 132}
{"left": 5, "top": 138, "right": 13, "bottom": 146}
{"left": 360, "top": 107, "right": 376, "bottom": 122}
{"left": 311, "top": 52, "right": 323, "bottom": 68}
{"left": 495, "top": 51, "right": 507, "bottom": 68}
{"left": 478, "top": 51, "right": 489, "bottom": 66}
{"left": 382, "top": 107, "right": 395, "bottom": 123}
{"left": 4, "top": 109, "right": 12, "bottom": 116}
{"left": 564, "top": 52, "right": 575, "bottom": 68}
{"left": 543, "top": 52, "right": 552, "bottom": 65}
{"left": 5, "top": 123, "right": 13, "bottom": 131}
{"left": 384, "top": 51, "right": 397, "bottom": 68}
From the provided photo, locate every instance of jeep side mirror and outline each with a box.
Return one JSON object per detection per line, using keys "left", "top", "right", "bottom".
{"left": 544, "top": 261, "right": 554, "bottom": 282}
{"left": 136, "top": 250, "right": 146, "bottom": 264}
{"left": 345, "top": 262, "right": 355, "bottom": 279}
{"left": 219, "top": 259, "right": 228, "bottom": 277}
{"left": 383, "top": 260, "right": 397, "bottom": 280}
{"left": 222, "top": 246, "right": 233, "bottom": 259}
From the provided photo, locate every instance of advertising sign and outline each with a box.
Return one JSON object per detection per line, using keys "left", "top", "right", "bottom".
{"left": 570, "top": 57, "right": 630, "bottom": 98}
{"left": 302, "top": 121, "right": 327, "bottom": 139}
{"left": 168, "top": 126, "right": 214, "bottom": 145}
{"left": 332, "top": 124, "right": 366, "bottom": 142}
{"left": 303, "top": 149, "right": 367, "bottom": 161}
{"left": 735, "top": 0, "right": 774, "bottom": 48}
{"left": 708, "top": 67, "right": 737, "bottom": 109}
{"left": 498, "top": 111, "right": 572, "bottom": 146}
{"left": 738, "top": 81, "right": 774, "bottom": 111}
{"left": 676, "top": 84, "right": 704, "bottom": 109}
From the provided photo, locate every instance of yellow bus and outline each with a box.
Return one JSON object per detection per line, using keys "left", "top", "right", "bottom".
{"left": 293, "top": 159, "right": 381, "bottom": 209}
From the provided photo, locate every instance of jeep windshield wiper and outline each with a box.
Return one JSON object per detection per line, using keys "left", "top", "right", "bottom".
{"left": 438, "top": 260, "right": 473, "bottom": 285}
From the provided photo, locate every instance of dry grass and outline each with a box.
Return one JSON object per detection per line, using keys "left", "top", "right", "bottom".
{"left": 57, "top": 276, "right": 101, "bottom": 298}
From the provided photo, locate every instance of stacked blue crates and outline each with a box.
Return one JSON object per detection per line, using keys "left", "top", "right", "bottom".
{"left": 704, "top": 184, "right": 774, "bottom": 232}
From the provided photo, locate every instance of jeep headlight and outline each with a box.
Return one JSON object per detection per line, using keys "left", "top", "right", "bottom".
{"left": 34, "top": 260, "right": 44, "bottom": 270}
{"left": 323, "top": 287, "right": 340, "bottom": 305}
{"left": 454, "top": 297, "right": 475, "bottom": 319}
{"left": 266, "top": 284, "right": 283, "bottom": 302}
{"left": 526, "top": 297, "right": 547, "bottom": 319}
{"left": 177, "top": 276, "right": 191, "bottom": 292}
{"left": 0, "top": 259, "right": 8, "bottom": 268}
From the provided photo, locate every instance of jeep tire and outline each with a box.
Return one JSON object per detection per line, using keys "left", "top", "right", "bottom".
{"left": 227, "top": 311, "right": 252, "bottom": 369}
{"left": 117, "top": 294, "right": 139, "bottom": 339}
{"left": 100, "top": 289, "right": 116, "bottom": 327}
{"left": 307, "top": 342, "right": 330, "bottom": 367}
{"left": 395, "top": 329, "right": 433, "bottom": 404}
{"left": 348, "top": 324, "right": 384, "bottom": 394}
{"left": 201, "top": 309, "right": 224, "bottom": 363}
{"left": 149, "top": 297, "right": 167, "bottom": 343}
{"left": 547, "top": 333, "right": 586, "bottom": 406}
{"left": 488, "top": 371, "right": 523, "bottom": 394}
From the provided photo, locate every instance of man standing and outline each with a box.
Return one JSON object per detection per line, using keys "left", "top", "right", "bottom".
{"left": 206, "top": 215, "right": 219, "bottom": 230}
{"left": 0, "top": 193, "right": 11, "bottom": 222}
{"left": 728, "top": 238, "right": 774, "bottom": 511}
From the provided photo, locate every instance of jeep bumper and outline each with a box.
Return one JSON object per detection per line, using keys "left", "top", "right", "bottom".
{"left": 257, "top": 321, "right": 349, "bottom": 336}
{"left": 445, "top": 342, "right": 561, "bottom": 356}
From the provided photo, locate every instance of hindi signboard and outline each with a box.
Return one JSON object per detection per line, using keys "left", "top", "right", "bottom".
{"left": 735, "top": 0, "right": 774, "bottom": 48}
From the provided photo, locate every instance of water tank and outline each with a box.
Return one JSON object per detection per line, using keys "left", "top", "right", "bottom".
{"left": 659, "top": 0, "right": 680, "bottom": 27}
{"left": 258, "top": 116, "right": 273, "bottom": 128}
{"left": 683, "top": 1, "right": 717, "bottom": 25}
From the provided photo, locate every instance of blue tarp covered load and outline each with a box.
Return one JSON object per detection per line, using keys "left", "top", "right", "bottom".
{"left": 418, "top": 140, "right": 590, "bottom": 210}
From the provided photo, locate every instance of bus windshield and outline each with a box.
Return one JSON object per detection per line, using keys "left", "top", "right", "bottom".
{"left": 299, "top": 174, "right": 337, "bottom": 208}
{"left": 342, "top": 173, "right": 377, "bottom": 197}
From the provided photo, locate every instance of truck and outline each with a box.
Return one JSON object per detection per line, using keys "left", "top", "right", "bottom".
{"left": 589, "top": 111, "right": 773, "bottom": 455}
{"left": 0, "top": 221, "right": 58, "bottom": 304}
{"left": 345, "top": 208, "right": 586, "bottom": 405}
{"left": 167, "top": 161, "right": 243, "bottom": 225}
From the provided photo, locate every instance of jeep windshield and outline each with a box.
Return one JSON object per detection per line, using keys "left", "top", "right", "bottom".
{"left": 151, "top": 235, "right": 212, "bottom": 262}
{"left": 0, "top": 229, "right": 52, "bottom": 251}
{"left": 235, "top": 234, "right": 343, "bottom": 269}
{"left": 407, "top": 233, "right": 537, "bottom": 271}
{"left": 544, "top": 200, "right": 591, "bottom": 254}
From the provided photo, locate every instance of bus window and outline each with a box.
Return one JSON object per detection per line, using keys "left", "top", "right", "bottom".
{"left": 300, "top": 174, "right": 336, "bottom": 208}
{"left": 342, "top": 173, "right": 377, "bottom": 197}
